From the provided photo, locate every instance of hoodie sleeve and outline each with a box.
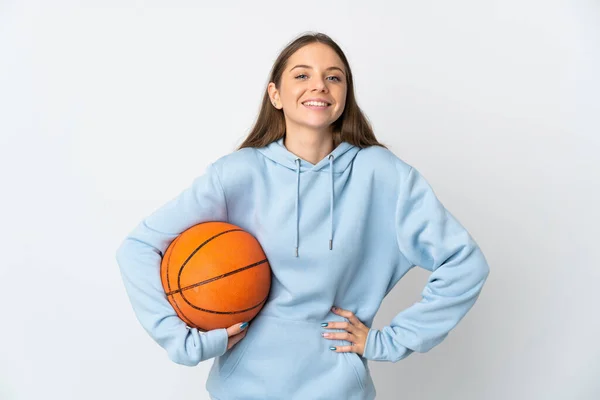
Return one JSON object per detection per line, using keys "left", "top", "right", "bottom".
{"left": 363, "top": 166, "right": 490, "bottom": 362}
{"left": 115, "top": 162, "right": 230, "bottom": 366}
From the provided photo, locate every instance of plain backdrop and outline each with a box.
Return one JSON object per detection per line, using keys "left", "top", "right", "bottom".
{"left": 1, "top": 1, "right": 598, "bottom": 399}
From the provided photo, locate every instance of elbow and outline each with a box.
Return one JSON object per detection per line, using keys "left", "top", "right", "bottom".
{"left": 115, "top": 240, "right": 130, "bottom": 270}
{"left": 115, "top": 242, "right": 125, "bottom": 263}
{"left": 477, "top": 247, "right": 491, "bottom": 282}
{"left": 482, "top": 261, "right": 490, "bottom": 280}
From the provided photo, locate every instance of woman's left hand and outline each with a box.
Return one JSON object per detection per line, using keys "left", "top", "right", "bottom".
{"left": 321, "top": 306, "right": 370, "bottom": 356}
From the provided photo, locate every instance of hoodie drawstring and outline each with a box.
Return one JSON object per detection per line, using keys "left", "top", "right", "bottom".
{"left": 293, "top": 155, "right": 335, "bottom": 257}
{"left": 328, "top": 154, "right": 334, "bottom": 250}
{"left": 295, "top": 158, "right": 300, "bottom": 257}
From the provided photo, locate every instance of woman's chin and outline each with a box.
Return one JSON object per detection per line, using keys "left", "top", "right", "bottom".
{"left": 299, "top": 119, "right": 336, "bottom": 131}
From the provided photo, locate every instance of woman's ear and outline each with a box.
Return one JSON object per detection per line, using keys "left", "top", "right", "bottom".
{"left": 267, "top": 82, "right": 280, "bottom": 108}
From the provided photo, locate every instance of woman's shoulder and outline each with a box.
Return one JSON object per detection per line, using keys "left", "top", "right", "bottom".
{"left": 355, "top": 145, "right": 413, "bottom": 176}
{"left": 211, "top": 147, "right": 260, "bottom": 169}
{"left": 208, "top": 147, "right": 264, "bottom": 185}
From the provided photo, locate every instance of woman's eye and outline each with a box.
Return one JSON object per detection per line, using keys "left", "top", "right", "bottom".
{"left": 295, "top": 74, "right": 341, "bottom": 82}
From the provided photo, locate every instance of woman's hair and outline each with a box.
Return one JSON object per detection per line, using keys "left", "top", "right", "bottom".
{"left": 237, "top": 31, "right": 387, "bottom": 150}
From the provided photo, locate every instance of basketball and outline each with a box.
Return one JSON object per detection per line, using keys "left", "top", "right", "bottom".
{"left": 160, "top": 221, "right": 271, "bottom": 332}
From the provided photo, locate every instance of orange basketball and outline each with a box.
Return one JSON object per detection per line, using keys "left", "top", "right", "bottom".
{"left": 160, "top": 221, "right": 271, "bottom": 331}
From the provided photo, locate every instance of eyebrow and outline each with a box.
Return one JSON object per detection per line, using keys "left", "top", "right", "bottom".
{"left": 289, "top": 64, "right": 345, "bottom": 75}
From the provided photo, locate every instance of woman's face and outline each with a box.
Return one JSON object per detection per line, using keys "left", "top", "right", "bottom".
{"left": 269, "top": 43, "right": 347, "bottom": 136}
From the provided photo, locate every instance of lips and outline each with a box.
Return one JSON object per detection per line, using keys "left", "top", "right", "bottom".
{"left": 301, "top": 99, "right": 332, "bottom": 106}
{"left": 303, "top": 103, "right": 331, "bottom": 110}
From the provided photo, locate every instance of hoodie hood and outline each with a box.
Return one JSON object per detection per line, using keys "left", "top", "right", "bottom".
{"left": 257, "top": 137, "right": 360, "bottom": 257}
{"left": 258, "top": 137, "right": 360, "bottom": 173}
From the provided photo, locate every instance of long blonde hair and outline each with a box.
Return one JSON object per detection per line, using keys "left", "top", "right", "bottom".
{"left": 237, "top": 32, "right": 387, "bottom": 150}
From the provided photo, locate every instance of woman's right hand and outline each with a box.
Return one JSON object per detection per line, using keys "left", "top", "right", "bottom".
{"left": 226, "top": 321, "right": 249, "bottom": 350}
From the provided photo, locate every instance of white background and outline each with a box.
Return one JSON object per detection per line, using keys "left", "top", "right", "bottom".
{"left": 1, "top": 1, "right": 598, "bottom": 399}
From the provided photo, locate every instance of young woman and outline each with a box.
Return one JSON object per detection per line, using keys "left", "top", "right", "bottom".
{"left": 116, "top": 32, "right": 490, "bottom": 400}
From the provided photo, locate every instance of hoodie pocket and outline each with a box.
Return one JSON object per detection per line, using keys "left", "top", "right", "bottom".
{"left": 218, "top": 313, "right": 369, "bottom": 396}
{"left": 217, "top": 327, "right": 256, "bottom": 380}
{"left": 343, "top": 350, "right": 369, "bottom": 390}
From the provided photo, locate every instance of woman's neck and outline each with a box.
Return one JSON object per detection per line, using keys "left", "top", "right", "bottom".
{"left": 283, "top": 132, "right": 334, "bottom": 165}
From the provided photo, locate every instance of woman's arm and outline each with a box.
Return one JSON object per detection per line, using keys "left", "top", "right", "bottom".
{"left": 363, "top": 166, "right": 490, "bottom": 362}
{"left": 115, "top": 162, "right": 230, "bottom": 366}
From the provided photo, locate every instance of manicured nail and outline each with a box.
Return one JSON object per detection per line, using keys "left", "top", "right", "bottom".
{"left": 331, "top": 306, "right": 337, "bottom": 311}
{"left": 322, "top": 332, "right": 330, "bottom": 337}
{"left": 321, "top": 322, "right": 328, "bottom": 327}
{"left": 330, "top": 346, "right": 337, "bottom": 351}
{"left": 240, "top": 322, "right": 248, "bottom": 330}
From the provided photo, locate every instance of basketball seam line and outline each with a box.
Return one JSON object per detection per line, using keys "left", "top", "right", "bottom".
{"left": 166, "top": 258, "right": 268, "bottom": 296}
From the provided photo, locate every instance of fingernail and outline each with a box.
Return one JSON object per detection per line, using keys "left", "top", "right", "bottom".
{"left": 322, "top": 332, "right": 330, "bottom": 337}
{"left": 240, "top": 322, "right": 248, "bottom": 330}
{"left": 331, "top": 306, "right": 337, "bottom": 311}
{"left": 321, "top": 322, "right": 328, "bottom": 327}
{"left": 330, "top": 346, "right": 337, "bottom": 351}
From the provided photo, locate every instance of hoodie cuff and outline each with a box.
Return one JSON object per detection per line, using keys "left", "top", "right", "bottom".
{"left": 362, "top": 327, "right": 413, "bottom": 362}
{"left": 200, "top": 327, "right": 229, "bottom": 361}
{"left": 363, "top": 328, "right": 385, "bottom": 361}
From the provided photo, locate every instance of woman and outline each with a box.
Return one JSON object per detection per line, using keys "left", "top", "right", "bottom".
{"left": 116, "top": 32, "right": 490, "bottom": 400}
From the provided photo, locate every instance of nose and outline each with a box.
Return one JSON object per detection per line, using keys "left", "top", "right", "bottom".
{"left": 311, "top": 76, "right": 328, "bottom": 92}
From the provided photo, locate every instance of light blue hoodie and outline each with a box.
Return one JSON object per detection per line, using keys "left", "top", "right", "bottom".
{"left": 116, "top": 137, "right": 490, "bottom": 400}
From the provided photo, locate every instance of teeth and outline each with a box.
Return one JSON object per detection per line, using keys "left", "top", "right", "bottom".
{"left": 303, "top": 101, "right": 329, "bottom": 107}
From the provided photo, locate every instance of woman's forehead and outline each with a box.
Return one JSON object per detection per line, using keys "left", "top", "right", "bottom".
{"left": 288, "top": 43, "right": 344, "bottom": 70}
